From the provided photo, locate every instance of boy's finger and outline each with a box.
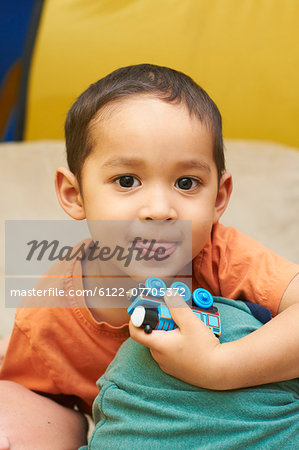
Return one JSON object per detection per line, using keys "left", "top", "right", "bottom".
{"left": 0, "top": 436, "right": 10, "bottom": 450}
{"left": 163, "top": 289, "right": 205, "bottom": 333}
{"left": 128, "top": 319, "right": 168, "bottom": 350}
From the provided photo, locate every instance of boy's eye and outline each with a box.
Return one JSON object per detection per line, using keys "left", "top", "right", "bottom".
{"left": 115, "top": 175, "right": 140, "bottom": 188}
{"left": 175, "top": 177, "right": 200, "bottom": 190}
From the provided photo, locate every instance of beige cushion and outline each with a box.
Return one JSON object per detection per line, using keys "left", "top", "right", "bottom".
{"left": 1, "top": 140, "right": 298, "bottom": 335}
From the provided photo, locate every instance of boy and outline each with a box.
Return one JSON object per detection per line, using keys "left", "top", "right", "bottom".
{"left": 0, "top": 64, "right": 298, "bottom": 448}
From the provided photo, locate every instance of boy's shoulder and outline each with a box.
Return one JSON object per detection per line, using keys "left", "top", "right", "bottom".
{"left": 211, "top": 222, "right": 264, "bottom": 247}
{"left": 193, "top": 222, "right": 299, "bottom": 316}
{"left": 195, "top": 221, "right": 268, "bottom": 268}
{"left": 201, "top": 221, "right": 297, "bottom": 262}
{"left": 11, "top": 245, "right": 87, "bottom": 334}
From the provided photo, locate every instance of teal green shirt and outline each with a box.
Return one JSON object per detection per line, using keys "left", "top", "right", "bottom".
{"left": 82, "top": 298, "right": 299, "bottom": 449}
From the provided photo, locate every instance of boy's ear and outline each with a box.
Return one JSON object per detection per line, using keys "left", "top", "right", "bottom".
{"left": 55, "top": 167, "right": 86, "bottom": 220}
{"left": 213, "top": 172, "right": 233, "bottom": 223}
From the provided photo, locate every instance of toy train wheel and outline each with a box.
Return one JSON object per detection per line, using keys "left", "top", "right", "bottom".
{"left": 145, "top": 277, "right": 167, "bottom": 297}
{"left": 192, "top": 288, "right": 213, "bottom": 309}
{"left": 169, "top": 281, "right": 191, "bottom": 302}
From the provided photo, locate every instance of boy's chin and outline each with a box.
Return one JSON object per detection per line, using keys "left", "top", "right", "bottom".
{"left": 114, "top": 258, "right": 192, "bottom": 281}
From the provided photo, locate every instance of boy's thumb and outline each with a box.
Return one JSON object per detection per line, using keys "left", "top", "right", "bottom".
{"left": 0, "top": 436, "right": 10, "bottom": 450}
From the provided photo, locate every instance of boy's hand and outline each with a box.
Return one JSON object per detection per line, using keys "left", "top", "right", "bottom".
{"left": 131, "top": 285, "right": 299, "bottom": 390}
{"left": 129, "top": 289, "right": 223, "bottom": 389}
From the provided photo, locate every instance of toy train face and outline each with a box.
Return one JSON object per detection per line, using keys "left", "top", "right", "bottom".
{"left": 127, "top": 277, "right": 221, "bottom": 337}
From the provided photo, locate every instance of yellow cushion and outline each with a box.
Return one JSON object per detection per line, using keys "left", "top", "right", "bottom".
{"left": 25, "top": 0, "right": 299, "bottom": 147}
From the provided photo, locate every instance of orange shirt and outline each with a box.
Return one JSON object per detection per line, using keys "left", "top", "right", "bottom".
{"left": 193, "top": 223, "right": 298, "bottom": 317}
{"left": 1, "top": 223, "right": 298, "bottom": 414}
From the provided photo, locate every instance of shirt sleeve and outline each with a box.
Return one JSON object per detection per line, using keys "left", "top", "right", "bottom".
{"left": 193, "top": 223, "right": 299, "bottom": 316}
{"left": 0, "top": 309, "right": 63, "bottom": 394}
{"left": 0, "top": 303, "right": 129, "bottom": 415}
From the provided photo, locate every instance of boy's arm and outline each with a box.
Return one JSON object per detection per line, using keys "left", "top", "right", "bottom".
{"left": 278, "top": 272, "right": 299, "bottom": 312}
{"left": 129, "top": 275, "right": 299, "bottom": 390}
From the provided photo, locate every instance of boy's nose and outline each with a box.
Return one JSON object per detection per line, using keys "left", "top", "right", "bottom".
{"left": 138, "top": 188, "right": 178, "bottom": 221}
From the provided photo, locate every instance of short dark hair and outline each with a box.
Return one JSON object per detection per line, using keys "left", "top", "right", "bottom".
{"left": 65, "top": 63, "right": 225, "bottom": 185}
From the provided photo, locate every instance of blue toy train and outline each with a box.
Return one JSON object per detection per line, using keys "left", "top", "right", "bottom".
{"left": 127, "top": 277, "right": 221, "bottom": 337}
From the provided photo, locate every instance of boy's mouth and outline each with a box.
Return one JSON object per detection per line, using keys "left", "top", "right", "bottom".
{"left": 133, "top": 239, "right": 178, "bottom": 258}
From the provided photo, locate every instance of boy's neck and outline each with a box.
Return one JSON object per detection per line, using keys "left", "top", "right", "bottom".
{"left": 81, "top": 258, "right": 132, "bottom": 326}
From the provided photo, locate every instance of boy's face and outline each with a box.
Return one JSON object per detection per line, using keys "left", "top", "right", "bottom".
{"left": 76, "top": 96, "right": 230, "bottom": 262}
{"left": 57, "top": 95, "right": 231, "bottom": 278}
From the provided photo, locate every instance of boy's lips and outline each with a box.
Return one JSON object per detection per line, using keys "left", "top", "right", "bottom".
{"left": 133, "top": 239, "right": 178, "bottom": 258}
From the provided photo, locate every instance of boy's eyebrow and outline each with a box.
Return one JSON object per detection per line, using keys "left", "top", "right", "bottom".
{"left": 101, "top": 157, "right": 211, "bottom": 172}
{"left": 177, "top": 160, "right": 211, "bottom": 172}
{"left": 101, "top": 157, "right": 145, "bottom": 169}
